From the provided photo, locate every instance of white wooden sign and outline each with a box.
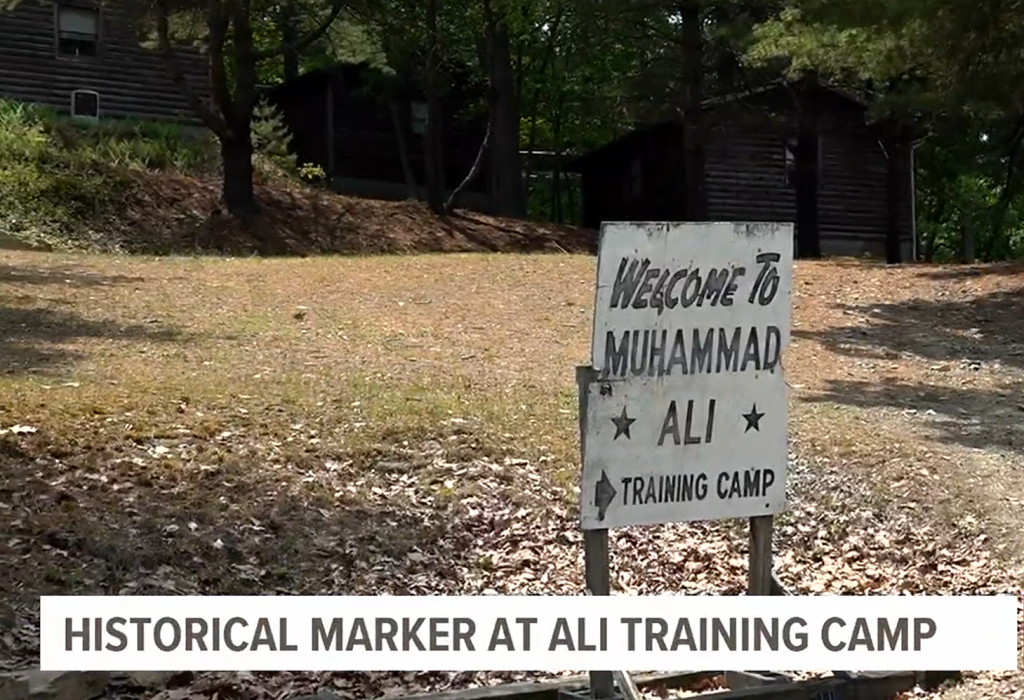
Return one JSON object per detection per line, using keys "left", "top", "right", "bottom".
{"left": 580, "top": 222, "right": 793, "bottom": 530}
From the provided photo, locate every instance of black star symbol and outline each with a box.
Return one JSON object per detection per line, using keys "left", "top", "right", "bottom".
{"left": 742, "top": 404, "right": 765, "bottom": 433}
{"left": 610, "top": 406, "right": 636, "bottom": 440}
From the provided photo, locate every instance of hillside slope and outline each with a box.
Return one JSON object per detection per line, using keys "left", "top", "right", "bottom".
{"left": 0, "top": 100, "right": 594, "bottom": 256}
{"left": 84, "top": 170, "right": 597, "bottom": 256}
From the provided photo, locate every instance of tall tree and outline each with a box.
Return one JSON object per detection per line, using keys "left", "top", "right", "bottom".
{"left": 747, "top": 0, "right": 1024, "bottom": 257}
{"left": 422, "top": 0, "right": 447, "bottom": 211}
{"left": 679, "top": 0, "right": 707, "bottom": 220}
{"left": 481, "top": 0, "right": 528, "bottom": 218}
{"left": 153, "top": 0, "right": 350, "bottom": 217}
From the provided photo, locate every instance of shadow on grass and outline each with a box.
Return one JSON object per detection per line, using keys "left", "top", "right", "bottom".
{"left": 0, "top": 263, "right": 146, "bottom": 287}
{"left": 0, "top": 428, "right": 493, "bottom": 671}
{"left": 439, "top": 213, "right": 598, "bottom": 254}
{"left": 794, "top": 281, "right": 1024, "bottom": 454}
{"left": 793, "top": 285, "right": 1024, "bottom": 370}
{"left": 800, "top": 378, "right": 1024, "bottom": 455}
{"left": 917, "top": 262, "right": 1024, "bottom": 281}
{"left": 0, "top": 304, "right": 187, "bottom": 374}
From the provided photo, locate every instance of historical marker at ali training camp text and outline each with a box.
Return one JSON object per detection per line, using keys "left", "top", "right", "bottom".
{"left": 580, "top": 222, "right": 793, "bottom": 530}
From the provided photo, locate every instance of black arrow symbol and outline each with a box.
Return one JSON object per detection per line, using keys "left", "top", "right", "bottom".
{"left": 594, "top": 469, "right": 617, "bottom": 521}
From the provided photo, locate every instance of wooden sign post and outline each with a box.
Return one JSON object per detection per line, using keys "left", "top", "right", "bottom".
{"left": 577, "top": 365, "right": 614, "bottom": 699}
{"left": 577, "top": 222, "right": 794, "bottom": 697}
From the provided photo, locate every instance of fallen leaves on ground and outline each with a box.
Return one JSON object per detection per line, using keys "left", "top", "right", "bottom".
{"left": 1, "top": 254, "right": 1023, "bottom": 699}
{"left": 1, "top": 424, "right": 1019, "bottom": 696}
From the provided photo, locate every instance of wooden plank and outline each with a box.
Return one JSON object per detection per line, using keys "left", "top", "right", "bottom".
{"left": 397, "top": 669, "right": 934, "bottom": 700}
{"left": 747, "top": 516, "right": 774, "bottom": 596}
{"left": 398, "top": 672, "right": 716, "bottom": 700}
{"left": 725, "top": 671, "right": 792, "bottom": 690}
{"left": 710, "top": 672, "right": 918, "bottom": 700}
{"left": 576, "top": 365, "right": 615, "bottom": 700}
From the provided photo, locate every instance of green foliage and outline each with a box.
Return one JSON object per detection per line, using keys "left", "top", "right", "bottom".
{"left": 0, "top": 99, "right": 217, "bottom": 246}
{"left": 251, "top": 11, "right": 389, "bottom": 85}
{"left": 914, "top": 132, "right": 1024, "bottom": 262}
{"left": 744, "top": 0, "right": 1024, "bottom": 260}
{"left": 298, "top": 162, "right": 328, "bottom": 185}
{"left": 249, "top": 100, "right": 332, "bottom": 186}
{"left": 10, "top": 0, "right": 1024, "bottom": 260}
{"left": 251, "top": 99, "right": 297, "bottom": 174}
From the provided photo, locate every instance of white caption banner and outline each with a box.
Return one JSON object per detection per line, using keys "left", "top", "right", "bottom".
{"left": 40, "top": 594, "right": 1020, "bottom": 672}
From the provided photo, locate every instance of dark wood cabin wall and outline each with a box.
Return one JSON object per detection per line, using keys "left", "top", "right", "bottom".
{"left": 817, "top": 110, "right": 913, "bottom": 258}
{"left": 577, "top": 125, "right": 686, "bottom": 228}
{"left": 571, "top": 88, "right": 917, "bottom": 260}
{"left": 639, "top": 126, "right": 687, "bottom": 221}
{"left": 329, "top": 82, "right": 489, "bottom": 194}
{"left": 702, "top": 95, "right": 913, "bottom": 258}
{"left": 704, "top": 116, "right": 796, "bottom": 226}
{"left": 277, "top": 85, "right": 331, "bottom": 172}
{"left": 579, "top": 166, "right": 626, "bottom": 229}
{"left": 0, "top": 0, "right": 209, "bottom": 123}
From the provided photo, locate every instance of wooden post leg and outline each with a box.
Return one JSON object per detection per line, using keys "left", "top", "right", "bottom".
{"left": 748, "top": 515, "right": 774, "bottom": 596}
{"left": 577, "top": 366, "right": 615, "bottom": 699}
{"left": 585, "top": 529, "right": 614, "bottom": 699}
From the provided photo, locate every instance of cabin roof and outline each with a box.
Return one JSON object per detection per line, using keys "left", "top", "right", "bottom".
{"left": 563, "top": 80, "right": 870, "bottom": 173}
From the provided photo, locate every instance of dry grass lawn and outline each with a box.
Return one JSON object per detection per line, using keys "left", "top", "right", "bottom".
{"left": 0, "top": 252, "right": 1022, "bottom": 698}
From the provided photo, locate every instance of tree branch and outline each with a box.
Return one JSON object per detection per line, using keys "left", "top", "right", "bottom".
{"left": 253, "top": 0, "right": 347, "bottom": 61}
{"left": 229, "top": 0, "right": 259, "bottom": 118}
{"left": 155, "top": 0, "right": 228, "bottom": 137}
{"left": 444, "top": 119, "right": 492, "bottom": 214}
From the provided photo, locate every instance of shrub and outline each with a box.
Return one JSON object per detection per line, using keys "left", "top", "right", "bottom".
{"left": 0, "top": 99, "right": 218, "bottom": 247}
{"left": 251, "top": 99, "right": 297, "bottom": 176}
{"left": 0, "top": 97, "right": 315, "bottom": 251}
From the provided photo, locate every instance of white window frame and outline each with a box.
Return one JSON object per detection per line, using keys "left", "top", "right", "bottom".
{"left": 411, "top": 102, "right": 428, "bottom": 135}
{"left": 55, "top": 5, "right": 100, "bottom": 59}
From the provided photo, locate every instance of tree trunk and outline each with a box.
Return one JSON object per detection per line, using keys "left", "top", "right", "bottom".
{"left": 423, "top": 0, "right": 444, "bottom": 213}
{"left": 551, "top": 99, "right": 564, "bottom": 222}
{"left": 484, "top": 2, "right": 527, "bottom": 219}
{"left": 279, "top": 0, "right": 300, "bottom": 82}
{"left": 884, "top": 134, "right": 904, "bottom": 264}
{"left": 444, "top": 119, "right": 491, "bottom": 213}
{"left": 795, "top": 75, "right": 821, "bottom": 259}
{"left": 566, "top": 168, "right": 576, "bottom": 224}
{"left": 923, "top": 192, "right": 942, "bottom": 263}
{"left": 221, "top": 131, "right": 257, "bottom": 216}
{"left": 432, "top": 96, "right": 446, "bottom": 194}
{"left": 961, "top": 217, "right": 976, "bottom": 263}
{"left": 521, "top": 3, "right": 563, "bottom": 195}
{"left": 923, "top": 226, "right": 937, "bottom": 262}
{"left": 680, "top": 0, "right": 707, "bottom": 221}
{"left": 388, "top": 95, "right": 418, "bottom": 198}
{"left": 423, "top": 95, "right": 445, "bottom": 213}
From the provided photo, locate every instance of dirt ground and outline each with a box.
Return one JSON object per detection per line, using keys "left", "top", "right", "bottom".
{"left": 0, "top": 252, "right": 1021, "bottom": 698}
{"left": 40, "top": 170, "right": 597, "bottom": 257}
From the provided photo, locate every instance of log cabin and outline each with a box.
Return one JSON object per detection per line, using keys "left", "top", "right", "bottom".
{"left": 265, "top": 62, "right": 493, "bottom": 212}
{"left": 563, "top": 81, "right": 923, "bottom": 262}
{"left": 0, "top": 0, "right": 208, "bottom": 123}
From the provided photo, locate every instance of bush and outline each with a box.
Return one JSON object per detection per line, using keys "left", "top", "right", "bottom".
{"left": 251, "top": 99, "right": 297, "bottom": 176}
{"left": 0, "top": 98, "right": 317, "bottom": 251}
{"left": 0, "top": 99, "right": 219, "bottom": 247}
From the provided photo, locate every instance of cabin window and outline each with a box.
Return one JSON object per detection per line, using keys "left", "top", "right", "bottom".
{"left": 411, "top": 102, "right": 428, "bottom": 135}
{"left": 784, "top": 137, "right": 824, "bottom": 187}
{"left": 56, "top": 5, "right": 100, "bottom": 57}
